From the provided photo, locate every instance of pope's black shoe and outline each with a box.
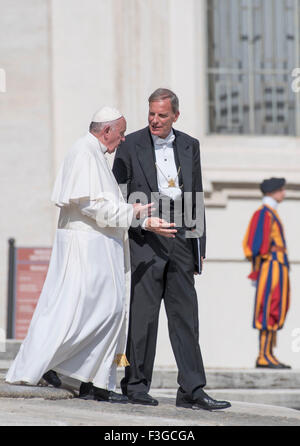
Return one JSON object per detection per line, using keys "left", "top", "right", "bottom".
{"left": 42, "top": 370, "right": 61, "bottom": 388}
{"left": 79, "top": 382, "right": 94, "bottom": 400}
{"left": 127, "top": 392, "right": 159, "bottom": 406}
{"left": 176, "top": 388, "right": 231, "bottom": 411}
{"left": 79, "top": 382, "right": 128, "bottom": 403}
{"left": 93, "top": 387, "right": 128, "bottom": 404}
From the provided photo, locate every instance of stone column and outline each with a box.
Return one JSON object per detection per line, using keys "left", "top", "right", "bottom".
{"left": 0, "top": 0, "right": 54, "bottom": 336}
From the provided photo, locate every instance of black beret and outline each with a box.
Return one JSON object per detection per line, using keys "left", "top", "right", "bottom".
{"left": 260, "top": 177, "right": 286, "bottom": 194}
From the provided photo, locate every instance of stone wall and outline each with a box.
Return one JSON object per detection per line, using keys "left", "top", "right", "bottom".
{"left": 0, "top": 0, "right": 55, "bottom": 333}
{"left": 0, "top": 0, "right": 299, "bottom": 368}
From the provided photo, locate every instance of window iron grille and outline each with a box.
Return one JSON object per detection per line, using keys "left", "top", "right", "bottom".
{"left": 207, "top": 0, "right": 300, "bottom": 135}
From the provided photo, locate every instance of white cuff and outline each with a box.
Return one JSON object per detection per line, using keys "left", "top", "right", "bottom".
{"left": 141, "top": 217, "right": 149, "bottom": 230}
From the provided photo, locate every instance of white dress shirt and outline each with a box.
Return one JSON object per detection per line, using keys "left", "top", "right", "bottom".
{"left": 152, "top": 130, "right": 182, "bottom": 201}
{"left": 142, "top": 130, "right": 182, "bottom": 230}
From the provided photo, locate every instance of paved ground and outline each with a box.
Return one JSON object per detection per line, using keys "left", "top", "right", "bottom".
{"left": 1, "top": 365, "right": 300, "bottom": 426}
{"left": 0, "top": 387, "right": 300, "bottom": 426}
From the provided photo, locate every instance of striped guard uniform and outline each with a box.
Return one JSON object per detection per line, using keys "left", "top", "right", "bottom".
{"left": 243, "top": 204, "right": 290, "bottom": 332}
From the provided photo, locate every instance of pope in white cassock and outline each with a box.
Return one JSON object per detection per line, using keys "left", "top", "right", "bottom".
{"left": 6, "top": 107, "right": 152, "bottom": 403}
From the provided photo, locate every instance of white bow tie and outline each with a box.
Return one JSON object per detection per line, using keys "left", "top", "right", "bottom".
{"left": 154, "top": 133, "right": 175, "bottom": 146}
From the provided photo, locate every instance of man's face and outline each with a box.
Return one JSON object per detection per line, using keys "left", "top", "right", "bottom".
{"left": 148, "top": 99, "right": 180, "bottom": 139}
{"left": 105, "top": 117, "right": 127, "bottom": 153}
{"left": 270, "top": 187, "right": 286, "bottom": 203}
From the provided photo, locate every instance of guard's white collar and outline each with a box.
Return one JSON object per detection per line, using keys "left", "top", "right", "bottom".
{"left": 263, "top": 196, "right": 278, "bottom": 210}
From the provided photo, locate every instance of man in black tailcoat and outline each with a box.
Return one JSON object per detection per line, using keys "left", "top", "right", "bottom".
{"left": 113, "top": 88, "right": 230, "bottom": 411}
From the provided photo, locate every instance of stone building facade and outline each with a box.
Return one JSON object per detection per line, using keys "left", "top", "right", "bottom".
{"left": 0, "top": 0, "right": 299, "bottom": 367}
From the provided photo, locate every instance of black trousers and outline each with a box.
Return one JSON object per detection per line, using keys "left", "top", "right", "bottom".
{"left": 121, "top": 228, "right": 206, "bottom": 398}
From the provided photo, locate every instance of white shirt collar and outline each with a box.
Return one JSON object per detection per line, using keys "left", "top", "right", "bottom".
{"left": 263, "top": 196, "right": 278, "bottom": 210}
{"left": 152, "top": 130, "right": 175, "bottom": 146}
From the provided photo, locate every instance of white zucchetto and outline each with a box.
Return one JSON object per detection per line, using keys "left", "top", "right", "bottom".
{"left": 92, "top": 106, "right": 123, "bottom": 123}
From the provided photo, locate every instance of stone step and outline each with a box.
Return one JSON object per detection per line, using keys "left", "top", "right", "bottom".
{"left": 0, "top": 381, "right": 75, "bottom": 400}
{"left": 2, "top": 340, "right": 299, "bottom": 390}
{"left": 0, "top": 361, "right": 12, "bottom": 373}
{"left": 0, "top": 340, "right": 22, "bottom": 360}
{"left": 2, "top": 364, "right": 299, "bottom": 390}
{"left": 118, "top": 368, "right": 300, "bottom": 390}
{"left": 1, "top": 370, "right": 300, "bottom": 410}
{"left": 0, "top": 381, "right": 300, "bottom": 412}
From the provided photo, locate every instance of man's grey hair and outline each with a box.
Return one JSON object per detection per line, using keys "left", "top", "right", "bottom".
{"left": 89, "top": 120, "right": 116, "bottom": 134}
{"left": 148, "top": 88, "right": 179, "bottom": 114}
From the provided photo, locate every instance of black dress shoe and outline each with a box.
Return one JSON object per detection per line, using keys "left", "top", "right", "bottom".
{"left": 79, "top": 382, "right": 94, "bottom": 400}
{"left": 93, "top": 387, "right": 128, "bottom": 404}
{"left": 79, "top": 383, "right": 128, "bottom": 404}
{"left": 128, "top": 392, "right": 159, "bottom": 406}
{"left": 42, "top": 370, "right": 61, "bottom": 388}
{"left": 176, "top": 388, "right": 231, "bottom": 411}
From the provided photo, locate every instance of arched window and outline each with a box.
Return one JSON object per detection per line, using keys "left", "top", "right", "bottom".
{"left": 207, "top": 0, "right": 300, "bottom": 135}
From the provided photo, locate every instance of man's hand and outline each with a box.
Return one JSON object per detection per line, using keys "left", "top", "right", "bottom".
{"left": 144, "top": 217, "right": 177, "bottom": 238}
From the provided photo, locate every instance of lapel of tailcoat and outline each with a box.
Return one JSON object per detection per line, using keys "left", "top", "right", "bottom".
{"left": 136, "top": 128, "right": 159, "bottom": 192}
{"left": 173, "top": 129, "right": 193, "bottom": 193}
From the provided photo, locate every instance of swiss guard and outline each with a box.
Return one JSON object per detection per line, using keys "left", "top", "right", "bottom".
{"left": 243, "top": 177, "right": 291, "bottom": 369}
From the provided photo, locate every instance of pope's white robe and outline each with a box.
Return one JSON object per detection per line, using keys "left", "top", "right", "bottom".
{"left": 6, "top": 132, "right": 133, "bottom": 390}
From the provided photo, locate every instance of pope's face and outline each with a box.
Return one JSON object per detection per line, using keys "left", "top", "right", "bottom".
{"left": 105, "top": 117, "right": 127, "bottom": 153}
{"left": 148, "top": 99, "right": 180, "bottom": 139}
